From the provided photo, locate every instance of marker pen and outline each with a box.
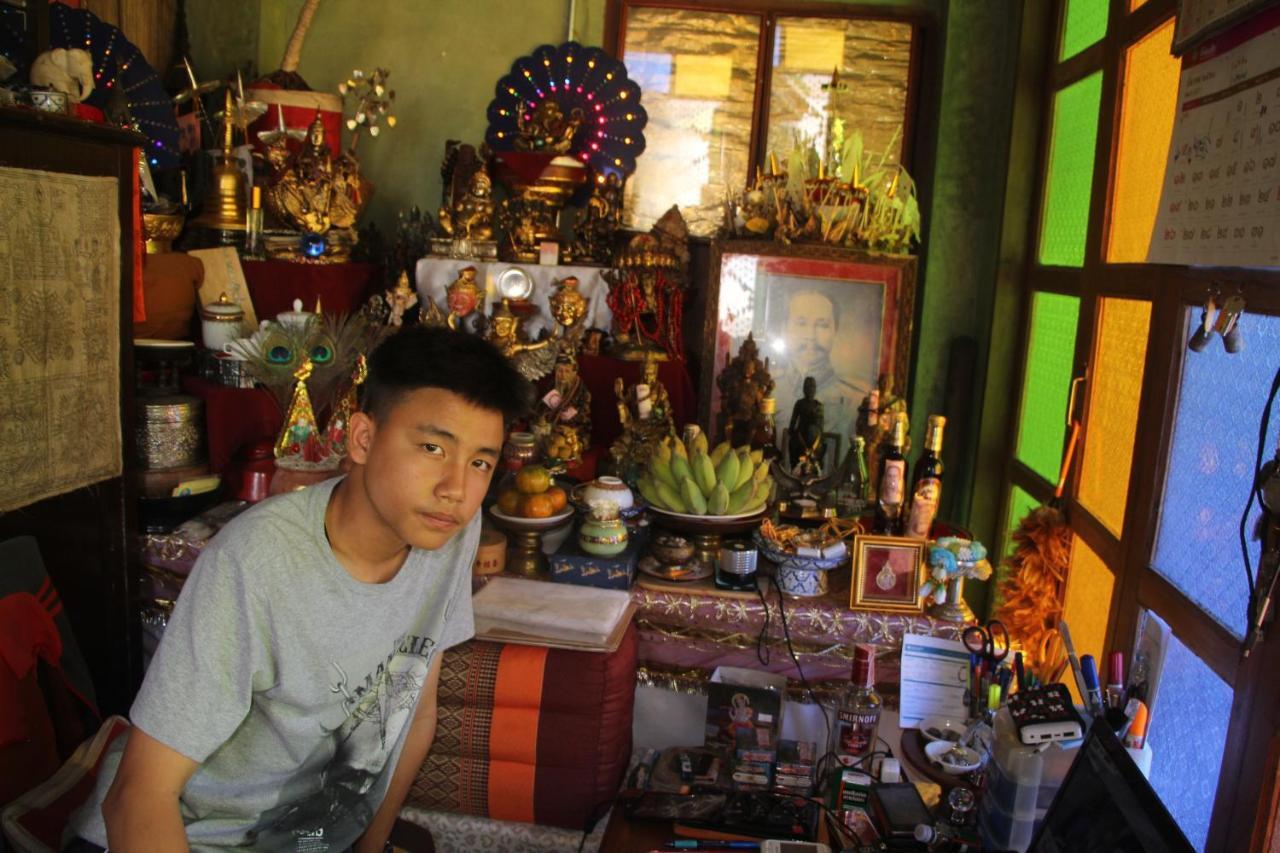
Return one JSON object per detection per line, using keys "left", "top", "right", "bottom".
{"left": 1106, "top": 651, "right": 1125, "bottom": 710}
{"left": 1080, "top": 654, "right": 1105, "bottom": 717}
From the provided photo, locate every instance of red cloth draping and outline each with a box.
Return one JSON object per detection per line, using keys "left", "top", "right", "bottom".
{"left": 241, "top": 259, "right": 379, "bottom": 321}
{"left": 182, "top": 377, "right": 279, "bottom": 476}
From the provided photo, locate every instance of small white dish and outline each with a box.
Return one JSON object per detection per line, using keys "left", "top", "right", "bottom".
{"left": 488, "top": 505, "right": 574, "bottom": 530}
{"left": 918, "top": 716, "right": 967, "bottom": 744}
{"left": 924, "top": 739, "right": 983, "bottom": 775}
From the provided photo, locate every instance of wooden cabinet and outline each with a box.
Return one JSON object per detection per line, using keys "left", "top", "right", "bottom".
{"left": 0, "top": 108, "right": 144, "bottom": 715}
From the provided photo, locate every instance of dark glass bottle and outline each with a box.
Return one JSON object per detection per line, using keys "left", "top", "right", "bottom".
{"left": 875, "top": 417, "right": 908, "bottom": 534}
{"left": 836, "top": 436, "right": 871, "bottom": 517}
{"left": 904, "top": 415, "right": 946, "bottom": 538}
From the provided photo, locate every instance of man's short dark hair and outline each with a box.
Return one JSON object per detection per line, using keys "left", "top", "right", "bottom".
{"left": 361, "top": 326, "right": 533, "bottom": 425}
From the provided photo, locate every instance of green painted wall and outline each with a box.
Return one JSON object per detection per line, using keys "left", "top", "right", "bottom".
{"left": 187, "top": 0, "right": 260, "bottom": 84}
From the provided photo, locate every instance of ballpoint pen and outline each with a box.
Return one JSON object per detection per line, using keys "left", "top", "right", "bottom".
{"left": 1058, "top": 620, "right": 1089, "bottom": 702}
{"left": 664, "top": 842, "right": 761, "bottom": 850}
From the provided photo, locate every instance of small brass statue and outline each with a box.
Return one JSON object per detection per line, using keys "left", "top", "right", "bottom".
{"left": 609, "top": 351, "right": 676, "bottom": 477}
{"left": 445, "top": 266, "right": 483, "bottom": 330}
{"left": 549, "top": 275, "right": 588, "bottom": 350}
{"left": 569, "top": 172, "right": 623, "bottom": 264}
{"left": 715, "top": 333, "right": 775, "bottom": 448}
{"left": 516, "top": 99, "right": 584, "bottom": 154}
{"left": 533, "top": 347, "right": 592, "bottom": 465}
{"left": 485, "top": 298, "right": 559, "bottom": 381}
{"left": 265, "top": 113, "right": 363, "bottom": 240}
{"left": 438, "top": 169, "right": 495, "bottom": 241}
{"left": 385, "top": 270, "right": 419, "bottom": 327}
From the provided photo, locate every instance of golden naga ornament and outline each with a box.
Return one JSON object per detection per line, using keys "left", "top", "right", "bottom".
{"left": 485, "top": 298, "right": 560, "bottom": 380}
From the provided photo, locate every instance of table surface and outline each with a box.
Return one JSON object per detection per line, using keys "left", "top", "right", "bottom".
{"left": 599, "top": 804, "right": 835, "bottom": 853}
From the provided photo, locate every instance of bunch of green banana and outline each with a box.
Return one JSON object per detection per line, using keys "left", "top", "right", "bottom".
{"left": 636, "top": 433, "right": 774, "bottom": 516}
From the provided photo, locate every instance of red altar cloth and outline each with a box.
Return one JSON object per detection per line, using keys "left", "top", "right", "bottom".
{"left": 183, "top": 377, "right": 279, "bottom": 477}
{"left": 575, "top": 353, "right": 696, "bottom": 448}
{"left": 241, "top": 259, "right": 379, "bottom": 320}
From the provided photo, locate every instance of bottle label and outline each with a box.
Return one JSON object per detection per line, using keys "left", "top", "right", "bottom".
{"left": 905, "top": 477, "right": 941, "bottom": 538}
{"left": 880, "top": 459, "right": 905, "bottom": 504}
{"left": 836, "top": 708, "right": 881, "bottom": 761}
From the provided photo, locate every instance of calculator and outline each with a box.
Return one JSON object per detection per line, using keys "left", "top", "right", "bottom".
{"left": 1007, "top": 683, "right": 1086, "bottom": 745}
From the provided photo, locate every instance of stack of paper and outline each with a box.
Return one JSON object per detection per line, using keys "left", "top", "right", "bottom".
{"left": 472, "top": 577, "right": 634, "bottom": 651}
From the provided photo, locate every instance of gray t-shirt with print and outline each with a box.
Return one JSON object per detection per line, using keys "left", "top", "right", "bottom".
{"left": 70, "top": 477, "right": 477, "bottom": 851}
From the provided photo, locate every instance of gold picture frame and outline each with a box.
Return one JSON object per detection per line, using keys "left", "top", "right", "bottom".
{"left": 850, "top": 534, "right": 927, "bottom": 614}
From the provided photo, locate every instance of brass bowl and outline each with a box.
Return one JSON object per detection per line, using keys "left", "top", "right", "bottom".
{"left": 143, "top": 210, "right": 186, "bottom": 254}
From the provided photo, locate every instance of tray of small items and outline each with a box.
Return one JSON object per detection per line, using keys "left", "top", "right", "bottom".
{"left": 754, "top": 520, "right": 850, "bottom": 598}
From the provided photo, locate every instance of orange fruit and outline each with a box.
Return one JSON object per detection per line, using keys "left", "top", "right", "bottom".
{"left": 521, "top": 493, "right": 555, "bottom": 518}
{"left": 496, "top": 488, "right": 521, "bottom": 516}
{"left": 515, "top": 465, "right": 551, "bottom": 495}
{"left": 545, "top": 485, "right": 568, "bottom": 512}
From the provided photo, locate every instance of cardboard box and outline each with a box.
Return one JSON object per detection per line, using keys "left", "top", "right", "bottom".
{"left": 704, "top": 666, "right": 787, "bottom": 754}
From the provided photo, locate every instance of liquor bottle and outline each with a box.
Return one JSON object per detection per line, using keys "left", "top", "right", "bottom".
{"left": 904, "top": 415, "right": 946, "bottom": 538}
{"left": 756, "top": 397, "right": 780, "bottom": 460}
{"left": 875, "top": 417, "right": 908, "bottom": 534}
{"left": 835, "top": 436, "right": 871, "bottom": 517}
{"left": 833, "top": 644, "right": 882, "bottom": 765}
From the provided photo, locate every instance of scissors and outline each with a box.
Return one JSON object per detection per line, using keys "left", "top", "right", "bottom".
{"left": 962, "top": 619, "right": 1010, "bottom": 666}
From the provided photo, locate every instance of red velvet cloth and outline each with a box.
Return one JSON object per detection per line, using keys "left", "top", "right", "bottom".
{"left": 574, "top": 353, "right": 696, "bottom": 448}
{"left": 241, "top": 259, "right": 380, "bottom": 321}
{"left": 183, "top": 377, "right": 280, "bottom": 477}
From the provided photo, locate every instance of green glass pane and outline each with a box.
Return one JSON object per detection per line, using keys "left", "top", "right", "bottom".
{"left": 1002, "top": 485, "right": 1040, "bottom": 559}
{"left": 1039, "top": 73, "right": 1103, "bottom": 267}
{"left": 1060, "top": 0, "right": 1109, "bottom": 60}
{"left": 1015, "top": 292, "right": 1080, "bottom": 482}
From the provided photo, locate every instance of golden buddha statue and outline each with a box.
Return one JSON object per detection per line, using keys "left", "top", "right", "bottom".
{"left": 437, "top": 169, "right": 495, "bottom": 241}
{"left": 609, "top": 351, "right": 676, "bottom": 476}
{"left": 265, "top": 113, "right": 363, "bottom": 238}
{"left": 445, "top": 266, "right": 483, "bottom": 330}
{"left": 516, "top": 99, "right": 584, "bottom": 154}
{"left": 549, "top": 275, "right": 588, "bottom": 350}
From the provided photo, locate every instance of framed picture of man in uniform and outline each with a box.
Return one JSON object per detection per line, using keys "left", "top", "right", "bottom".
{"left": 698, "top": 241, "right": 917, "bottom": 450}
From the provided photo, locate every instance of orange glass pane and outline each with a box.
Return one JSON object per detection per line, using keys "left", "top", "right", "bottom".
{"left": 1062, "top": 535, "right": 1116, "bottom": 704}
{"left": 1129, "top": 0, "right": 1149, "bottom": 10}
{"left": 1108, "top": 18, "right": 1179, "bottom": 262}
{"left": 1078, "top": 298, "right": 1152, "bottom": 536}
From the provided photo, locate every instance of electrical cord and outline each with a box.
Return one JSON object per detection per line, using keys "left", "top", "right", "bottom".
{"left": 1239, "top": 361, "right": 1280, "bottom": 631}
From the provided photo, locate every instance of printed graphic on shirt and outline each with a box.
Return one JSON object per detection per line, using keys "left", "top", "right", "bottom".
{"left": 245, "top": 632, "right": 438, "bottom": 850}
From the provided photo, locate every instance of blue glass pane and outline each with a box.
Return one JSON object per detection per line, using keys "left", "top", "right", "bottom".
{"left": 1152, "top": 310, "right": 1280, "bottom": 638}
{"left": 1145, "top": 613, "right": 1232, "bottom": 852}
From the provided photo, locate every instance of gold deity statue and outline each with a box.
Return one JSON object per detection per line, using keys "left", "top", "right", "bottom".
{"left": 534, "top": 347, "right": 592, "bottom": 465}
{"left": 445, "top": 266, "right": 483, "bottom": 330}
{"left": 437, "top": 169, "right": 495, "bottom": 241}
{"left": 716, "top": 333, "right": 775, "bottom": 448}
{"left": 516, "top": 99, "right": 585, "bottom": 154}
{"left": 549, "top": 275, "right": 588, "bottom": 350}
{"left": 265, "top": 113, "right": 364, "bottom": 238}
{"left": 609, "top": 351, "right": 676, "bottom": 476}
{"left": 485, "top": 298, "right": 559, "bottom": 380}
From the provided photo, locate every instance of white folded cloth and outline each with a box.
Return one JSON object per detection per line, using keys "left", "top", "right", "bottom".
{"left": 472, "top": 577, "right": 632, "bottom": 644}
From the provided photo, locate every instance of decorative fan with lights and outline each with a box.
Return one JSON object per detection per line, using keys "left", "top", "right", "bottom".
{"left": 484, "top": 41, "right": 647, "bottom": 181}
{"left": 0, "top": 2, "right": 180, "bottom": 169}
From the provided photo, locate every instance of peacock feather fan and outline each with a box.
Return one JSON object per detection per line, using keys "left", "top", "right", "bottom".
{"left": 485, "top": 41, "right": 648, "bottom": 182}
{"left": 231, "top": 311, "right": 387, "bottom": 418}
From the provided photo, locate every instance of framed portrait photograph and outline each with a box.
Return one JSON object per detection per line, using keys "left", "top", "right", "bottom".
{"left": 850, "top": 535, "right": 926, "bottom": 614}
{"left": 698, "top": 240, "right": 916, "bottom": 450}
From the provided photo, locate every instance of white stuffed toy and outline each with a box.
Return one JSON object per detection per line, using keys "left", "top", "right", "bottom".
{"left": 30, "top": 48, "right": 94, "bottom": 103}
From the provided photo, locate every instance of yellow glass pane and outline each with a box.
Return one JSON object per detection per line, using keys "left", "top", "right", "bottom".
{"left": 1062, "top": 535, "right": 1116, "bottom": 704}
{"left": 1078, "top": 298, "right": 1152, "bottom": 536}
{"left": 1108, "top": 18, "right": 1180, "bottom": 262}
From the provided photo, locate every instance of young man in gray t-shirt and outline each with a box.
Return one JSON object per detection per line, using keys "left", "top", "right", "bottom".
{"left": 69, "top": 327, "right": 531, "bottom": 852}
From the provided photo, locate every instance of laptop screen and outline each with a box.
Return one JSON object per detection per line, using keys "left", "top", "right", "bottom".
{"left": 1029, "top": 724, "right": 1194, "bottom": 853}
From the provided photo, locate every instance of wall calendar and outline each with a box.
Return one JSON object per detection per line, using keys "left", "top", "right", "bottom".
{"left": 1148, "top": 5, "right": 1280, "bottom": 267}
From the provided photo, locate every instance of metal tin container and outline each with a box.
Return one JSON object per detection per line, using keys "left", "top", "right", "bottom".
{"left": 136, "top": 395, "right": 206, "bottom": 470}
